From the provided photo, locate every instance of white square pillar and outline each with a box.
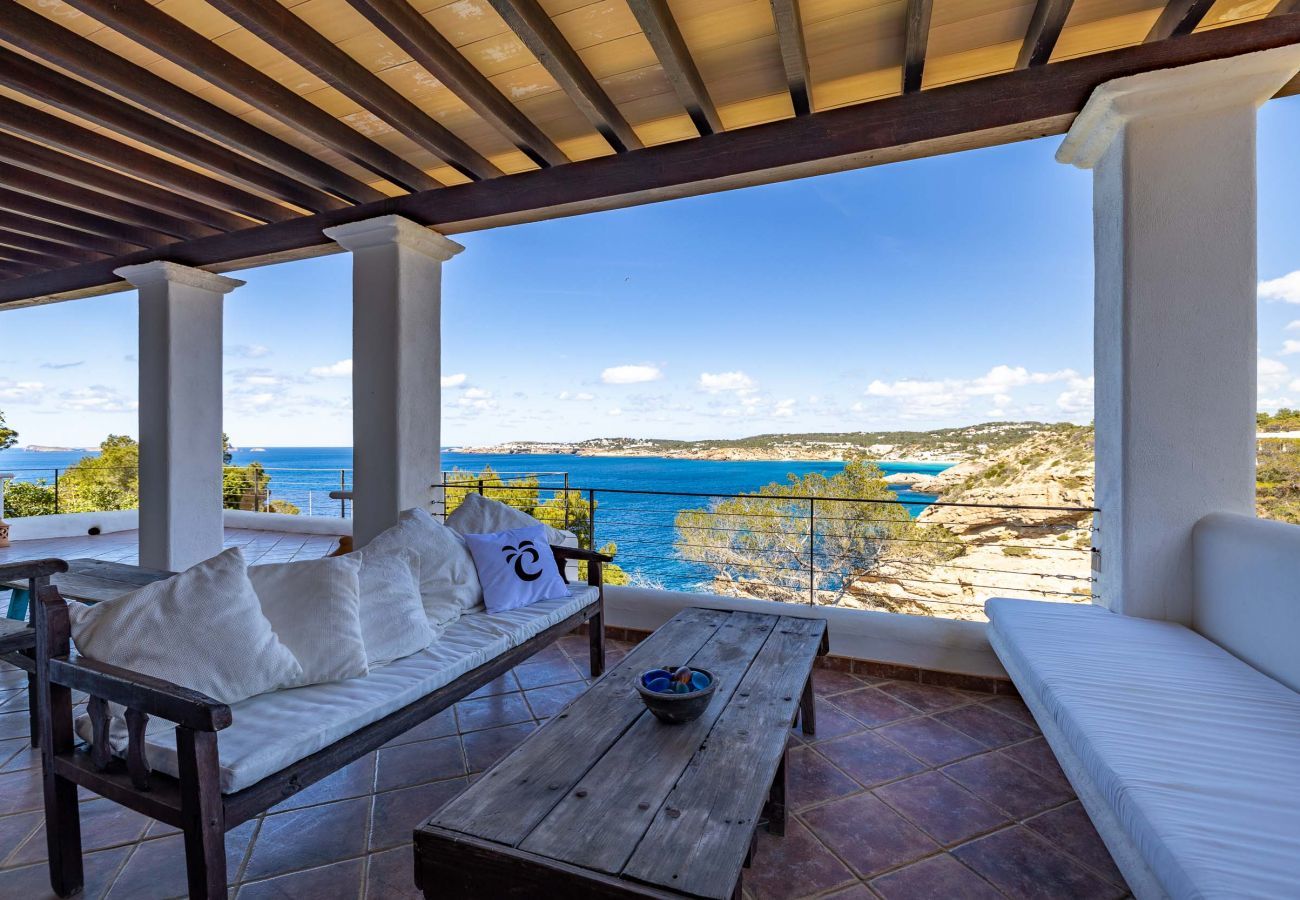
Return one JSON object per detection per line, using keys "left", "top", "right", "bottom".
{"left": 1059, "top": 46, "right": 1300, "bottom": 622}
{"left": 116, "top": 261, "right": 244, "bottom": 571}
{"left": 324, "top": 215, "right": 463, "bottom": 547}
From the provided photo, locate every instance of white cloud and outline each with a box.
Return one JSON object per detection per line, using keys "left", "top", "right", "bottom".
{"left": 1056, "top": 375, "right": 1094, "bottom": 416}
{"left": 1283, "top": 341, "right": 1300, "bottom": 356}
{"left": 698, "top": 371, "right": 757, "bottom": 394}
{"left": 61, "top": 386, "right": 137, "bottom": 413}
{"left": 1287, "top": 321, "right": 1300, "bottom": 332}
{"left": 773, "top": 398, "right": 796, "bottom": 418}
{"left": 441, "top": 373, "right": 467, "bottom": 388}
{"left": 1260, "top": 357, "right": 1291, "bottom": 393}
{"left": 608, "top": 407, "right": 622, "bottom": 416}
{"left": 558, "top": 391, "right": 595, "bottom": 401}
{"left": 462, "top": 387, "right": 491, "bottom": 400}
{"left": 309, "top": 359, "right": 352, "bottom": 378}
{"left": 967, "top": 365, "right": 1074, "bottom": 396}
{"left": 601, "top": 364, "right": 662, "bottom": 384}
{"left": 227, "top": 344, "right": 270, "bottom": 360}
{"left": 40, "top": 361, "right": 83, "bottom": 370}
{"left": 1259, "top": 271, "right": 1300, "bottom": 304}
{"left": 864, "top": 365, "right": 1082, "bottom": 420}
{"left": 0, "top": 380, "right": 44, "bottom": 402}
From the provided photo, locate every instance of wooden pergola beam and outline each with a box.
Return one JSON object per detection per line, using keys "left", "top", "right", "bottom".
{"left": 1271, "top": 0, "right": 1300, "bottom": 14}
{"left": 0, "top": 131, "right": 247, "bottom": 235}
{"left": 0, "top": 53, "right": 301, "bottom": 221}
{"left": 342, "top": 0, "right": 566, "bottom": 168}
{"left": 0, "top": 185, "right": 185, "bottom": 249}
{"left": 1017, "top": 0, "right": 1075, "bottom": 68}
{"left": 0, "top": 211, "right": 146, "bottom": 256}
{"left": 903, "top": 0, "right": 935, "bottom": 93}
{"left": 769, "top": 0, "right": 813, "bottom": 114}
{"left": 0, "top": 231, "right": 108, "bottom": 265}
{"left": 3, "top": 14, "right": 1299, "bottom": 306}
{"left": 487, "top": 0, "right": 642, "bottom": 153}
{"left": 59, "top": 0, "right": 443, "bottom": 194}
{"left": 0, "top": 259, "right": 44, "bottom": 279}
{"left": 0, "top": 1, "right": 379, "bottom": 207}
{"left": 0, "top": 245, "right": 76, "bottom": 271}
{"left": 626, "top": 0, "right": 723, "bottom": 136}
{"left": 1146, "top": 0, "right": 1217, "bottom": 41}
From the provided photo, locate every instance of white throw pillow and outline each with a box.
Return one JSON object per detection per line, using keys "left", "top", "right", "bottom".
{"left": 446, "top": 493, "right": 575, "bottom": 547}
{"left": 67, "top": 547, "right": 301, "bottom": 706}
{"left": 463, "top": 526, "right": 571, "bottom": 614}
{"left": 365, "top": 508, "right": 481, "bottom": 624}
{"left": 247, "top": 555, "right": 368, "bottom": 688}
{"left": 347, "top": 543, "right": 436, "bottom": 667}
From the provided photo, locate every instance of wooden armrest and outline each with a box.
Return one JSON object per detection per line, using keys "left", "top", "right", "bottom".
{"left": 0, "top": 558, "right": 69, "bottom": 582}
{"left": 550, "top": 545, "right": 613, "bottom": 564}
{"left": 49, "top": 657, "right": 232, "bottom": 732}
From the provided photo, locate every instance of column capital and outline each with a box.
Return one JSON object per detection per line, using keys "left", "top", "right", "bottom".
{"left": 114, "top": 261, "right": 245, "bottom": 294}
{"left": 1058, "top": 44, "right": 1300, "bottom": 170}
{"left": 324, "top": 215, "right": 464, "bottom": 262}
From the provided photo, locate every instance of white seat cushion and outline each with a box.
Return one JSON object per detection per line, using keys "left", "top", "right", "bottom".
{"left": 986, "top": 598, "right": 1300, "bottom": 900}
{"left": 78, "top": 586, "right": 598, "bottom": 794}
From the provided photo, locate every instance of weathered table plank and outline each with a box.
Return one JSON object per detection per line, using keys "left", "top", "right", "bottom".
{"left": 1, "top": 558, "right": 174, "bottom": 604}
{"left": 622, "top": 616, "right": 827, "bottom": 899}
{"left": 519, "top": 611, "right": 777, "bottom": 873}
{"left": 433, "top": 608, "right": 730, "bottom": 845}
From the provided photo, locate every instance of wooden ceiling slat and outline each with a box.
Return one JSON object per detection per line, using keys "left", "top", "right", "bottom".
{"left": 487, "top": 0, "right": 643, "bottom": 152}
{"left": 1146, "top": 0, "right": 1217, "bottom": 40}
{"left": 0, "top": 211, "right": 147, "bottom": 257}
{"left": 0, "top": 245, "right": 78, "bottom": 271}
{"left": 0, "top": 231, "right": 108, "bottom": 265}
{"left": 342, "top": 0, "right": 568, "bottom": 168}
{"left": 1272, "top": 0, "right": 1299, "bottom": 14}
{"left": 0, "top": 260, "right": 45, "bottom": 279}
{"left": 0, "top": 130, "right": 250, "bottom": 235}
{"left": 206, "top": 0, "right": 507, "bottom": 180}
{"left": 0, "top": 51, "right": 305, "bottom": 221}
{"left": 1017, "top": 0, "right": 1076, "bottom": 68}
{"left": 626, "top": 0, "right": 725, "bottom": 136}
{"left": 0, "top": 166, "right": 207, "bottom": 244}
{"left": 1, "top": 0, "right": 381, "bottom": 208}
{"left": 0, "top": 187, "right": 177, "bottom": 249}
{"left": 59, "top": 0, "right": 443, "bottom": 193}
{"left": 769, "top": 0, "right": 813, "bottom": 114}
{"left": 903, "top": 0, "right": 935, "bottom": 93}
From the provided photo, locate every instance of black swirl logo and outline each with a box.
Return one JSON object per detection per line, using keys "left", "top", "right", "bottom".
{"left": 502, "top": 540, "right": 543, "bottom": 582}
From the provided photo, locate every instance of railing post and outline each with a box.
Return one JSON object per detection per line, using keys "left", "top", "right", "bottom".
{"left": 477, "top": 479, "right": 485, "bottom": 496}
{"left": 808, "top": 497, "right": 816, "bottom": 606}
{"left": 339, "top": 469, "right": 346, "bottom": 518}
{"left": 53, "top": 468, "right": 59, "bottom": 515}
{"left": 587, "top": 488, "right": 596, "bottom": 551}
{"left": 252, "top": 469, "right": 260, "bottom": 513}
{"left": 563, "top": 472, "right": 571, "bottom": 531}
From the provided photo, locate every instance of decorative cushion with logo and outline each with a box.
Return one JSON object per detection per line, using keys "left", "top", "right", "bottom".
{"left": 462, "top": 525, "right": 570, "bottom": 614}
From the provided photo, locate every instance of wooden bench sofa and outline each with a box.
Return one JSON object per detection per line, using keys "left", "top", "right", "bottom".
{"left": 17, "top": 544, "right": 609, "bottom": 899}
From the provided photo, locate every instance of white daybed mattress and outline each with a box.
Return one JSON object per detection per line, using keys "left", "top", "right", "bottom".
{"left": 985, "top": 598, "right": 1300, "bottom": 900}
{"left": 80, "top": 586, "right": 597, "bottom": 793}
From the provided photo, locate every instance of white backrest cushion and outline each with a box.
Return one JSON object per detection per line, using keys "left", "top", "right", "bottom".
{"left": 247, "top": 555, "right": 368, "bottom": 688}
{"left": 1192, "top": 512, "right": 1300, "bottom": 691}
{"left": 67, "top": 547, "right": 302, "bottom": 705}
{"left": 365, "top": 508, "right": 481, "bottom": 624}
{"left": 446, "top": 492, "right": 575, "bottom": 547}
{"left": 463, "top": 526, "right": 570, "bottom": 614}
{"left": 347, "top": 544, "right": 436, "bottom": 666}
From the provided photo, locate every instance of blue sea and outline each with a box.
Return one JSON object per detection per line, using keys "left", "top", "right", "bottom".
{"left": 0, "top": 447, "right": 951, "bottom": 590}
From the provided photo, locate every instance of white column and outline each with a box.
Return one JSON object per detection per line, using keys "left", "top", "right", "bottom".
{"left": 323, "top": 215, "right": 463, "bottom": 547}
{"left": 116, "top": 262, "right": 243, "bottom": 571}
{"left": 1058, "top": 46, "right": 1300, "bottom": 622}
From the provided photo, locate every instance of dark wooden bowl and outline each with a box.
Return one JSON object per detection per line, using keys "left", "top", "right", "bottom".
{"left": 635, "top": 667, "right": 717, "bottom": 725}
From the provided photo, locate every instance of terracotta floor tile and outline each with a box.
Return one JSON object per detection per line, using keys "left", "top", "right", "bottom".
{"left": 936, "top": 705, "right": 1038, "bottom": 749}
{"left": 0, "top": 845, "right": 129, "bottom": 900}
{"left": 828, "top": 688, "right": 917, "bottom": 728}
{"left": 515, "top": 643, "right": 567, "bottom": 667}
{"left": 870, "top": 853, "right": 1004, "bottom": 900}
{"left": 0, "top": 711, "right": 31, "bottom": 742}
{"left": 270, "top": 754, "right": 376, "bottom": 814}
{"left": 370, "top": 779, "right": 468, "bottom": 852}
{"left": 0, "top": 810, "right": 42, "bottom": 866}
{"left": 743, "top": 818, "right": 856, "bottom": 900}
{"left": 811, "top": 669, "right": 866, "bottom": 697}
{"left": 461, "top": 722, "right": 536, "bottom": 773}
{"left": 982, "top": 695, "right": 1038, "bottom": 728}
{"left": 874, "top": 771, "right": 1008, "bottom": 846}
{"left": 242, "top": 797, "right": 370, "bottom": 882}
{"left": 820, "top": 884, "right": 875, "bottom": 899}
{"left": 365, "top": 846, "right": 422, "bottom": 900}
{"left": 512, "top": 656, "right": 584, "bottom": 690}
{"left": 953, "top": 826, "right": 1126, "bottom": 900}
{"left": 784, "top": 746, "right": 860, "bottom": 810}
{"left": 523, "top": 681, "right": 587, "bottom": 719}
{"left": 374, "top": 737, "right": 465, "bottom": 793}
{"left": 454, "top": 692, "right": 533, "bottom": 733}
{"left": 464, "top": 671, "right": 519, "bottom": 700}
{"left": 792, "top": 699, "right": 867, "bottom": 744}
{"left": 237, "top": 857, "right": 364, "bottom": 899}
{"left": 877, "top": 681, "right": 969, "bottom": 715}
{"left": 555, "top": 634, "right": 590, "bottom": 658}
{"left": 0, "top": 769, "right": 44, "bottom": 816}
{"left": 380, "top": 709, "right": 457, "bottom": 748}
{"left": 11, "top": 797, "right": 152, "bottom": 865}
{"left": 943, "top": 752, "right": 1073, "bottom": 819}
{"left": 108, "top": 819, "right": 257, "bottom": 899}
{"left": 0, "top": 741, "right": 38, "bottom": 774}
{"left": 815, "top": 732, "right": 926, "bottom": 789}
{"left": 999, "top": 737, "right": 1072, "bottom": 793}
{"left": 801, "top": 793, "right": 938, "bottom": 879}
{"left": 1026, "top": 801, "right": 1127, "bottom": 887}
{"left": 876, "top": 717, "right": 985, "bottom": 767}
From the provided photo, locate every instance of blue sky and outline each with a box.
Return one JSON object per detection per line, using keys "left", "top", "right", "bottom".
{"left": 3, "top": 95, "right": 1299, "bottom": 448}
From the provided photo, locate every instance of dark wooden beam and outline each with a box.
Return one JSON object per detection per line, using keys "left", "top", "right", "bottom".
{"left": 1271, "top": 0, "right": 1300, "bottom": 14}
{"left": 0, "top": 259, "right": 44, "bottom": 278}
{"left": 1017, "top": 0, "right": 1075, "bottom": 68}
{"left": 903, "top": 0, "right": 935, "bottom": 93}
{"left": 769, "top": 0, "right": 812, "bottom": 114}
{"left": 0, "top": 186, "right": 181, "bottom": 249}
{"left": 1146, "top": 0, "right": 1217, "bottom": 41}
{"left": 0, "top": 130, "right": 247, "bottom": 235}
{"left": 0, "top": 212, "right": 145, "bottom": 256}
{"left": 59, "top": 0, "right": 442, "bottom": 193}
{"left": 625, "top": 0, "right": 723, "bottom": 136}
{"left": 0, "top": 245, "right": 75, "bottom": 271}
{"left": 205, "top": 0, "right": 504, "bottom": 180}
{"left": 0, "top": 231, "right": 108, "bottom": 265}
{"left": 4, "top": 15, "right": 1299, "bottom": 306}
{"left": 487, "top": 0, "right": 642, "bottom": 153}
{"left": 0, "top": 54, "right": 301, "bottom": 221}
{"left": 0, "top": 0, "right": 379, "bottom": 207}
{"left": 341, "top": 0, "right": 566, "bottom": 168}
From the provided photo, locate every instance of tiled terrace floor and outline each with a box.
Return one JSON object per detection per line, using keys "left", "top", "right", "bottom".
{"left": 0, "top": 530, "right": 1128, "bottom": 899}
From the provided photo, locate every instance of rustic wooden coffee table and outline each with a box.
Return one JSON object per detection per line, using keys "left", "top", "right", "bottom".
{"left": 416, "top": 607, "right": 828, "bottom": 899}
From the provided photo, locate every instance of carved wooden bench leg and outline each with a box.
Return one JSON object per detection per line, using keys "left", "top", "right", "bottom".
{"left": 177, "top": 729, "right": 227, "bottom": 899}
{"left": 587, "top": 568, "right": 605, "bottom": 679}
{"left": 763, "top": 750, "right": 788, "bottom": 836}
{"left": 799, "top": 670, "right": 817, "bottom": 736}
{"left": 34, "top": 583, "right": 82, "bottom": 897}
